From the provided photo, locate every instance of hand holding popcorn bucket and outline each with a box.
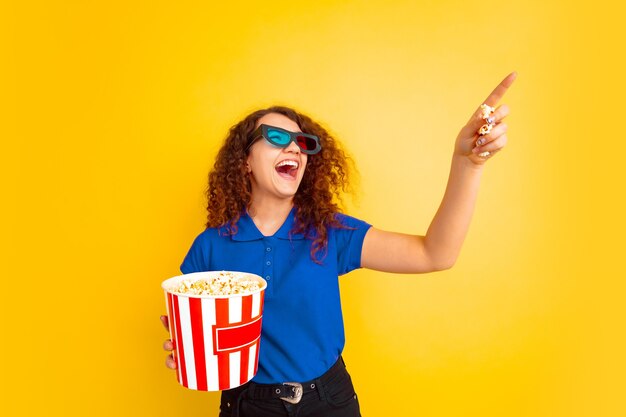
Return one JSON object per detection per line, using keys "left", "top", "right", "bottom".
{"left": 162, "top": 271, "right": 266, "bottom": 391}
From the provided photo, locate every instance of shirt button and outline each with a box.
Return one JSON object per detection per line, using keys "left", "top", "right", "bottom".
{"left": 266, "top": 261, "right": 271, "bottom": 266}
{"left": 266, "top": 247, "right": 271, "bottom": 252}
{"left": 266, "top": 276, "right": 271, "bottom": 280}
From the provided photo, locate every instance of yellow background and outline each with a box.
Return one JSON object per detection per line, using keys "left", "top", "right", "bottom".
{"left": 2, "top": 0, "right": 625, "bottom": 415}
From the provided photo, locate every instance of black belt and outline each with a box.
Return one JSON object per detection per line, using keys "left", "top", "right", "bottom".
{"left": 228, "top": 356, "right": 346, "bottom": 415}
{"left": 248, "top": 356, "right": 345, "bottom": 403}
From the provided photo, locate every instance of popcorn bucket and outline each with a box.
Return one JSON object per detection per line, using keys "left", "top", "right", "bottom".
{"left": 162, "top": 271, "right": 266, "bottom": 391}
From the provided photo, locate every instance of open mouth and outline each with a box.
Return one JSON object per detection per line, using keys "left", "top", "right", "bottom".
{"left": 275, "top": 160, "right": 299, "bottom": 180}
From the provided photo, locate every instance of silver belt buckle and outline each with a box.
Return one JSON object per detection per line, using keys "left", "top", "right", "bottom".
{"left": 280, "top": 382, "right": 303, "bottom": 404}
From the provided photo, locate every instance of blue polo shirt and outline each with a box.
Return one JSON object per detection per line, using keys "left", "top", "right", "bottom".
{"left": 180, "top": 207, "right": 371, "bottom": 384}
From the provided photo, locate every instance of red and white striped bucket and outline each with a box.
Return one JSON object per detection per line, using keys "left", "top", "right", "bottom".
{"left": 162, "top": 271, "right": 266, "bottom": 391}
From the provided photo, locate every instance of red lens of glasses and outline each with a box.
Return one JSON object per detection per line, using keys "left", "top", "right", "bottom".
{"left": 296, "top": 135, "right": 317, "bottom": 151}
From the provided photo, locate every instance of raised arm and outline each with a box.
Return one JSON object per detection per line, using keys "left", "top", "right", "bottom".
{"left": 361, "top": 72, "right": 517, "bottom": 274}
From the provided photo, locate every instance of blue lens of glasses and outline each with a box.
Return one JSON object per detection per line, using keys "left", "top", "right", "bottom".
{"left": 266, "top": 128, "right": 291, "bottom": 145}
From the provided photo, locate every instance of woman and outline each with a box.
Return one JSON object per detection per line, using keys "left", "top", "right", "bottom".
{"left": 161, "top": 72, "right": 517, "bottom": 416}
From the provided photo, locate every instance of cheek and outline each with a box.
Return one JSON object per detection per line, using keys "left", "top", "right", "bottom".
{"left": 246, "top": 153, "right": 268, "bottom": 174}
{"left": 301, "top": 156, "right": 308, "bottom": 172}
{"left": 300, "top": 160, "right": 310, "bottom": 180}
{"left": 248, "top": 156, "right": 276, "bottom": 179}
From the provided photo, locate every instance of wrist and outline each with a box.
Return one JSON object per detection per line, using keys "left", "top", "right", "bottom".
{"left": 452, "top": 154, "right": 485, "bottom": 173}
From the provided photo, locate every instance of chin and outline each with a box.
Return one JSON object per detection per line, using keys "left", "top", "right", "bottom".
{"left": 275, "top": 186, "right": 300, "bottom": 199}
{"left": 272, "top": 177, "right": 303, "bottom": 196}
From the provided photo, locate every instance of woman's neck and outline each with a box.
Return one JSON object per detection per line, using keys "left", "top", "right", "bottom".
{"left": 247, "top": 198, "right": 294, "bottom": 236}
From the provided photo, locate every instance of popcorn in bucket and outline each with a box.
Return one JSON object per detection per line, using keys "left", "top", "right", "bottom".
{"left": 162, "top": 271, "right": 266, "bottom": 391}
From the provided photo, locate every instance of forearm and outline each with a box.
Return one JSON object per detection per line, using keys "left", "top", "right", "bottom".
{"left": 424, "top": 154, "right": 484, "bottom": 269}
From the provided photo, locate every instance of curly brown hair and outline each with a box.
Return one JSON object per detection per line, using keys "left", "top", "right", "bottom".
{"left": 205, "top": 105, "right": 356, "bottom": 263}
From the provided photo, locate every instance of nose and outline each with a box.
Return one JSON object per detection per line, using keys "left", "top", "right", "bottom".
{"left": 284, "top": 140, "right": 301, "bottom": 154}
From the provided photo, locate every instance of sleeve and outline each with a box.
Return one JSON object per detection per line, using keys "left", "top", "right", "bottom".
{"left": 333, "top": 214, "right": 372, "bottom": 275}
{"left": 180, "top": 232, "right": 210, "bottom": 274}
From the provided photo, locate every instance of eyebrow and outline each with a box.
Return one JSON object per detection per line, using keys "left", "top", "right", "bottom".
{"left": 262, "top": 124, "right": 303, "bottom": 134}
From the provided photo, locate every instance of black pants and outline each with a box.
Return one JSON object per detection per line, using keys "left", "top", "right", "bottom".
{"left": 218, "top": 357, "right": 361, "bottom": 417}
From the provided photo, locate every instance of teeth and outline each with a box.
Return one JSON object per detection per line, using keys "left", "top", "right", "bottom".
{"left": 276, "top": 160, "right": 299, "bottom": 168}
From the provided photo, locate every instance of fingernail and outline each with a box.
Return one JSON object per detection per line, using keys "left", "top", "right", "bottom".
{"left": 476, "top": 138, "right": 484, "bottom": 146}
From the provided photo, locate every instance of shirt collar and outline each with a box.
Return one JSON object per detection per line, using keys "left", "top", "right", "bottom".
{"left": 225, "top": 207, "right": 306, "bottom": 241}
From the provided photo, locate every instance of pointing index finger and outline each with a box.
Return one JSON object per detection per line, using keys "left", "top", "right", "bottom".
{"left": 483, "top": 71, "right": 517, "bottom": 107}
